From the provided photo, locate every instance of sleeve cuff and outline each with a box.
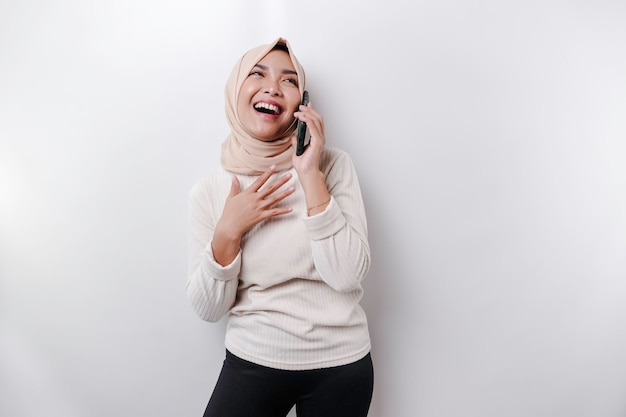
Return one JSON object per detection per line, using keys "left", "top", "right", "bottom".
{"left": 302, "top": 197, "right": 346, "bottom": 241}
{"left": 200, "top": 241, "right": 241, "bottom": 281}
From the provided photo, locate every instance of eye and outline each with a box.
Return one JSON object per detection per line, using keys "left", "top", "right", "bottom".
{"left": 249, "top": 70, "right": 264, "bottom": 77}
{"left": 283, "top": 77, "right": 298, "bottom": 86}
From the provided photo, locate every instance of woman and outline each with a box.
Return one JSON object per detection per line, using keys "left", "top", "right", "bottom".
{"left": 187, "top": 37, "right": 373, "bottom": 417}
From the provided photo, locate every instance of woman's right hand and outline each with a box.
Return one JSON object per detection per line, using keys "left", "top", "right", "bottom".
{"left": 211, "top": 165, "right": 295, "bottom": 266}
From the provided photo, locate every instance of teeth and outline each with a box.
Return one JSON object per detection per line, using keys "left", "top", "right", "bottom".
{"left": 254, "top": 102, "right": 280, "bottom": 114}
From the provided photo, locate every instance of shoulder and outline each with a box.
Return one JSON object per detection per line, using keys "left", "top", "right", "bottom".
{"left": 320, "top": 146, "right": 354, "bottom": 172}
{"left": 189, "top": 167, "right": 233, "bottom": 200}
{"left": 322, "top": 146, "right": 350, "bottom": 160}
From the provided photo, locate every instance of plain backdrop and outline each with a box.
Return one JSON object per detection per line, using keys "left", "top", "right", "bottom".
{"left": 1, "top": 1, "right": 625, "bottom": 416}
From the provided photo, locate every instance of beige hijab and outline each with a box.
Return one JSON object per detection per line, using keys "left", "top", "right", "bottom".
{"left": 220, "top": 38, "right": 306, "bottom": 175}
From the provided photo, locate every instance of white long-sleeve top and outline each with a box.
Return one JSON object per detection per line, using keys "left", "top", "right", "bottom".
{"left": 187, "top": 147, "right": 371, "bottom": 370}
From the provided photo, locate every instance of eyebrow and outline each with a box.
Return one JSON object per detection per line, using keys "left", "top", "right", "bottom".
{"left": 254, "top": 64, "right": 298, "bottom": 76}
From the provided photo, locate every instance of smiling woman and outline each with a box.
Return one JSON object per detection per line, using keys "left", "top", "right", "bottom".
{"left": 236, "top": 49, "right": 302, "bottom": 141}
{"left": 219, "top": 40, "right": 307, "bottom": 175}
{"left": 186, "top": 38, "right": 374, "bottom": 417}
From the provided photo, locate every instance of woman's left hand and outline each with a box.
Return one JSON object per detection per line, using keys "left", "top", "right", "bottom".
{"left": 291, "top": 102, "right": 325, "bottom": 175}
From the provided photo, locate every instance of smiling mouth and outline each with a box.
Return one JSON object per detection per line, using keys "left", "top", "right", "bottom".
{"left": 254, "top": 102, "right": 282, "bottom": 115}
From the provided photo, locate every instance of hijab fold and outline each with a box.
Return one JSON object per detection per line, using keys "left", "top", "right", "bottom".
{"left": 220, "top": 37, "right": 306, "bottom": 175}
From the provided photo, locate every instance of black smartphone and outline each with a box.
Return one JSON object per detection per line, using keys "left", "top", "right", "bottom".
{"left": 296, "top": 90, "right": 310, "bottom": 156}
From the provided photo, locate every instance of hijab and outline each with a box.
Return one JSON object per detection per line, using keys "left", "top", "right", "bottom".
{"left": 220, "top": 37, "right": 306, "bottom": 175}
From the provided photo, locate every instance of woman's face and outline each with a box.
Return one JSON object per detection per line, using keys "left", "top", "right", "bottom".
{"left": 237, "top": 49, "right": 302, "bottom": 141}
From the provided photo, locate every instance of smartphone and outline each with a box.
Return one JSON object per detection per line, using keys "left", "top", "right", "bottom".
{"left": 296, "top": 90, "right": 310, "bottom": 156}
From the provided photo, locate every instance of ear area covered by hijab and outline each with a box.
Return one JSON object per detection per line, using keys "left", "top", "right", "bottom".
{"left": 221, "top": 37, "right": 306, "bottom": 175}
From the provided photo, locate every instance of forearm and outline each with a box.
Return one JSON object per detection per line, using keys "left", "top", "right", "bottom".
{"left": 311, "top": 233, "right": 370, "bottom": 293}
{"left": 188, "top": 210, "right": 241, "bottom": 322}
{"left": 305, "top": 199, "right": 370, "bottom": 292}
{"left": 300, "top": 148, "right": 371, "bottom": 292}
{"left": 187, "top": 247, "right": 240, "bottom": 322}
{"left": 188, "top": 181, "right": 240, "bottom": 321}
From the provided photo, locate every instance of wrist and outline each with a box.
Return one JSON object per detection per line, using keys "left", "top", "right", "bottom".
{"left": 297, "top": 169, "right": 325, "bottom": 188}
{"left": 213, "top": 222, "right": 243, "bottom": 247}
{"left": 212, "top": 227, "right": 242, "bottom": 267}
{"left": 307, "top": 198, "right": 331, "bottom": 216}
{"left": 296, "top": 170, "right": 330, "bottom": 216}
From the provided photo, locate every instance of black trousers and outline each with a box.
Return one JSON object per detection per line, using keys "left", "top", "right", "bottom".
{"left": 203, "top": 350, "right": 374, "bottom": 417}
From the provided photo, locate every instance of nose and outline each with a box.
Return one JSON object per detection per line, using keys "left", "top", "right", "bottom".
{"left": 264, "top": 78, "right": 282, "bottom": 96}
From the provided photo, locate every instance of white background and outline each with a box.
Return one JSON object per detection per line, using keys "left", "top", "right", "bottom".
{"left": 1, "top": 1, "right": 626, "bottom": 416}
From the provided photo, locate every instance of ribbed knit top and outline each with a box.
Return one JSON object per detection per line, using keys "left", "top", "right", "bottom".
{"left": 187, "top": 147, "right": 371, "bottom": 370}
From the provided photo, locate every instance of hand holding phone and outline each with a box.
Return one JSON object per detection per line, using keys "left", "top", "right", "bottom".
{"left": 296, "top": 91, "right": 310, "bottom": 156}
